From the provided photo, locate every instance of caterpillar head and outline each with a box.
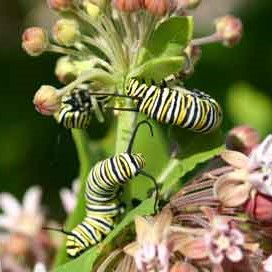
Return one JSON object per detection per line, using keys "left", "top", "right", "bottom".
{"left": 132, "top": 153, "right": 145, "bottom": 173}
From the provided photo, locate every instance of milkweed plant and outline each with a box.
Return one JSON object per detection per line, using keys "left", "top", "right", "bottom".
{"left": 1, "top": 0, "right": 272, "bottom": 271}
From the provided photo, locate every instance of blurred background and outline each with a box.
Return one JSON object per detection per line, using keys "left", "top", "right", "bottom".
{"left": 0, "top": 0, "right": 272, "bottom": 219}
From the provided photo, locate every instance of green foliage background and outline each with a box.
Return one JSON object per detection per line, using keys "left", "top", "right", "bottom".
{"left": 0, "top": 1, "right": 272, "bottom": 266}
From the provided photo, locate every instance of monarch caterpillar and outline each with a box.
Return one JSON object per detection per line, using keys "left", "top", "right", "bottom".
{"left": 125, "top": 79, "right": 223, "bottom": 133}
{"left": 45, "top": 121, "right": 158, "bottom": 257}
{"left": 54, "top": 84, "right": 110, "bottom": 129}
{"left": 90, "top": 78, "right": 223, "bottom": 133}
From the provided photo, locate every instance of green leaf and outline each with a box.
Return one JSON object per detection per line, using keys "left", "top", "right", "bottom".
{"left": 160, "top": 128, "right": 225, "bottom": 195}
{"left": 53, "top": 130, "right": 96, "bottom": 266}
{"left": 129, "top": 56, "right": 185, "bottom": 83}
{"left": 139, "top": 16, "right": 194, "bottom": 64}
{"left": 120, "top": 115, "right": 170, "bottom": 205}
{"left": 54, "top": 198, "right": 155, "bottom": 272}
{"left": 227, "top": 82, "right": 272, "bottom": 136}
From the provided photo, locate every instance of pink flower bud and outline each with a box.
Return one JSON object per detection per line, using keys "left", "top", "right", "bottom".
{"left": 215, "top": 15, "right": 243, "bottom": 47}
{"left": 47, "top": 0, "right": 73, "bottom": 11}
{"left": 55, "top": 57, "right": 77, "bottom": 84}
{"left": 226, "top": 125, "right": 260, "bottom": 155}
{"left": 52, "top": 19, "right": 80, "bottom": 46}
{"left": 22, "top": 27, "right": 48, "bottom": 56}
{"left": 245, "top": 193, "right": 272, "bottom": 222}
{"left": 33, "top": 85, "right": 61, "bottom": 116}
{"left": 113, "top": 0, "right": 144, "bottom": 12}
{"left": 144, "top": 0, "right": 170, "bottom": 16}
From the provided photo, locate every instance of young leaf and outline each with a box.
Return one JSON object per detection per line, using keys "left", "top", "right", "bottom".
{"left": 139, "top": 16, "right": 194, "bottom": 64}
{"left": 129, "top": 56, "right": 186, "bottom": 83}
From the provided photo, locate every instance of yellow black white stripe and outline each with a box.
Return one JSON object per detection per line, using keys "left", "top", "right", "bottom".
{"left": 126, "top": 79, "right": 223, "bottom": 133}
{"left": 65, "top": 152, "right": 145, "bottom": 257}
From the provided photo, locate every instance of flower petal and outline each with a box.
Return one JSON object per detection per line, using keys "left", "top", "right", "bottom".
{"left": 226, "top": 246, "right": 243, "bottom": 262}
{"left": 249, "top": 135, "right": 272, "bottom": 169}
{"left": 0, "top": 215, "right": 15, "bottom": 229}
{"left": 134, "top": 249, "right": 144, "bottom": 271}
{"left": 221, "top": 150, "right": 250, "bottom": 169}
{"left": 142, "top": 243, "right": 156, "bottom": 262}
{"left": 23, "top": 186, "right": 42, "bottom": 214}
{"left": 209, "top": 249, "right": 224, "bottom": 264}
{"left": 175, "top": 235, "right": 208, "bottom": 260}
{"left": 157, "top": 243, "right": 170, "bottom": 270}
{"left": 60, "top": 188, "right": 76, "bottom": 214}
{"left": 123, "top": 241, "right": 139, "bottom": 256}
{"left": 72, "top": 179, "right": 80, "bottom": 194}
{"left": 249, "top": 172, "right": 272, "bottom": 197}
{"left": 153, "top": 209, "right": 172, "bottom": 242}
{"left": 135, "top": 216, "right": 152, "bottom": 243}
{"left": 230, "top": 229, "right": 245, "bottom": 245}
{"left": 0, "top": 193, "right": 21, "bottom": 217}
{"left": 214, "top": 171, "right": 251, "bottom": 207}
{"left": 263, "top": 255, "right": 272, "bottom": 272}
{"left": 33, "top": 262, "right": 47, "bottom": 272}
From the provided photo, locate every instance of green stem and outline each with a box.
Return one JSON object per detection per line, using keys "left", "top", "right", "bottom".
{"left": 48, "top": 44, "right": 82, "bottom": 57}
{"left": 53, "top": 129, "right": 93, "bottom": 266}
{"left": 131, "top": 13, "right": 158, "bottom": 68}
{"left": 100, "top": 15, "right": 128, "bottom": 71}
{"left": 57, "top": 68, "right": 115, "bottom": 97}
{"left": 191, "top": 33, "right": 221, "bottom": 46}
{"left": 115, "top": 103, "right": 138, "bottom": 153}
{"left": 81, "top": 35, "right": 117, "bottom": 67}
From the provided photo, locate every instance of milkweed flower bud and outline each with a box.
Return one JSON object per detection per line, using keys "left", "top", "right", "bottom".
{"left": 55, "top": 56, "right": 77, "bottom": 83}
{"left": 215, "top": 15, "right": 243, "bottom": 47}
{"left": 33, "top": 85, "right": 61, "bottom": 116}
{"left": 89, "top": 0, "right": 107, "bottom": 10}
{"left": 144, "top": 0, "right": 170, "bottom": 16}
{"left": 172, "top": 0, "right": 202, "bottom": 10}
{"left": 245, "top": 193, "right": 272, "bottom": 222}
{"left": 47, "top": 0, "right": 73, "bottom": 11}
{"left": 226, "top": 125, "right": 260, "bottom": 155}
{"left": 83, "top": 1, "right": 100, "bottom": 19}
{"left": 53, "top": 19, "right": 80, "bottom": 47}
{"left": 22, "top": 27, "right": 49, "bottom": 56}
{"left": 114, "top": 0, "right": 144, "bottom": 12}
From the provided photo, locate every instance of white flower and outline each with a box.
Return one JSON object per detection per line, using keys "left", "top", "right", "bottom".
{"left": 124, "top": 209, "right": 172, "bottom": 272}
{"left": 60, "top": 178, "right": 79, "bottom": 214}
{"left": 33, "top": 262, "right": 47, "bottom": 272}
{"left": 263, "top": 255, "right": 272, "bottom": 272}
{"left": 248, "top": 135, "right": 272, "bottom": 196}
{"left": 0, "top": 186, "right": 44, "bottom": 237}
